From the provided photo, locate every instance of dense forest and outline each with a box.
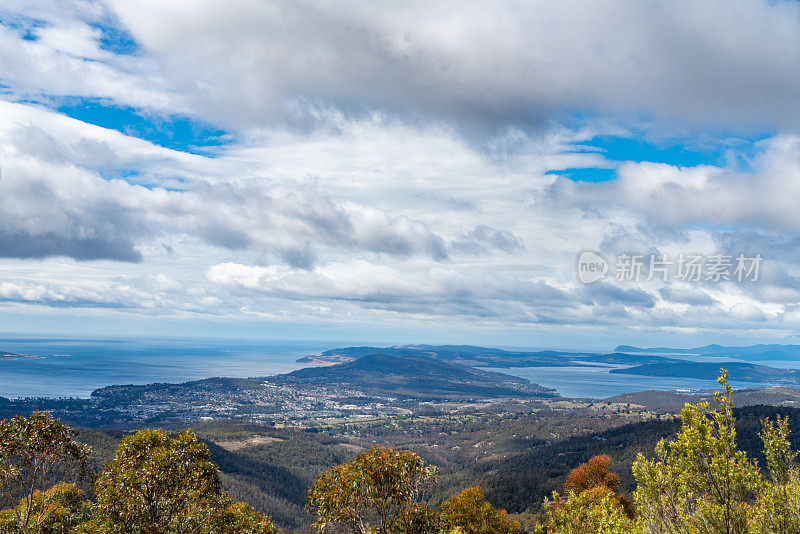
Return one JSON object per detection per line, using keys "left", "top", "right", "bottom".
{"left": 4, "top": 373, "right": 800, "bottom": 533}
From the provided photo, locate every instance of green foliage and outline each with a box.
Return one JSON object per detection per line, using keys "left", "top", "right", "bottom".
{"left": 0, "top": 483, "right": 89, "bottom": 534}
{"left": 543, "top": 486, "right": 637, "bottom": 534}
{"left": 0, "top": 412, "right": 89, "bottom": 534}
{"left": 91, "top": 429, "right": 222, "bottom": 533}
{"left": 542, "top": 455, "right": 635, "bottom": 534}
{"left": 633, "top": 370, "right": 762, "bottom": 534}
{"left": 306, "top": 446, "right": 437, "bottom": 534}
{"left": 90, "top": 428, "right": 275, "bottom": 534}
{"left": 749, "top": 416, "right": 800, "bottom": 534}
{"left": 440, "top": 487, "right": 519, "bottom": 534}
{"left": 212, "top": 501, "right": 278, "bottom": 534}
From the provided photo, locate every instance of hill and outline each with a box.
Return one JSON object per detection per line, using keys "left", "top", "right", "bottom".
{"left": 604, "top": 386, "right": 800, "bottom": 409}
{"left": 269, "top": 354, "right": 556, "bottom": 399}
{"left": 480, "top": 405, "right": 800, "bottom": 513}
{"left": 297, "top": 344, "right": 680, "bottom": 368}
{"left": 610, "top": 361, "right": 799, "bottom": 385}
{"left": 0, "top": 354, "right": 556, "bottom": 427}
{"left": 615, "top": 343, "right": 800, "bottom": 361}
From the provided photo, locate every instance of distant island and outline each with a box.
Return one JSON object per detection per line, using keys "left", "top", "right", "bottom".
{"left": 297, "top": 344, "right": 681, "bottom": 368}
{"left": 615, "top": 343, "right": 800, "bottom": 360}
{"left": 299, "top": 344, "right": 800, "bottom": 387}
{"left": 0, "top": 350, "right": 35, "bottom": 359}
{"left": 609, "top": 361, "right": 800, "bottom": 385}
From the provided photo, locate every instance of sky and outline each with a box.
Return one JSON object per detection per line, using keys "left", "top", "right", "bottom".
{"left": 2, "top": 0, "right": 800, "bottom": 349}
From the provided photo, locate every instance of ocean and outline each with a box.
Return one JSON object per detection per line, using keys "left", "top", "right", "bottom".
{"left": 0, "top": 337, "right": 781, "bottom": 400}
{"left": 0, "top": 337, "right": 323, "bottom": 398}
{"left": 481, "top": 364, "right": 773, "bottom": 399}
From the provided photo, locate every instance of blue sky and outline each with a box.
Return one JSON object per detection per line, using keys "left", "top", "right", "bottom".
{"left": 1, "top": 1, "right": 800, "bottom": 348}
{"left": 56, "top": 99, "right": 232, "bottom": 154}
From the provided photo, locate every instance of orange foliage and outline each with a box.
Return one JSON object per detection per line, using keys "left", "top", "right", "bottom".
{"left": 563, "top": 454, "right": 621, "bottom": 494}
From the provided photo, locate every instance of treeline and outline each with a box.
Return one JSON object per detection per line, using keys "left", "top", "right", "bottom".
{"left": 540, "top": 371, "right": 800, "bottom": 533}
{"left": 0, "top": 413, "right": 275, "bottom": 533}
{"left": 300, "top": 371, "right": 800, "bottom": 533}
{"left": 0, "top": 413, "right": 517, "bottom": 534}
{"left": 481, "top": 403, "right": 800, "bottom": 514}
{"left": 4, "top": 370, "right": 800, "bottom": 533}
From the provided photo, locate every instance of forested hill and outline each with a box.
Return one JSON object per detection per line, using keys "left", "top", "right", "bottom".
{"left": 603, "top": 386, "right": 800, "bottom": 409}
{"left": 479, "top": 405, "right": 800, "bottom": 513}
{"left": 67, "top": 404, "right": 800, "bottom": 530}
{"left": 610, "top": 361, "right": 800, "bottom": 384}
{"left": 297, "top": 344, "right": 680, "bottom": 367}
{"left": 268, "top": 354, "right": 556, "bottom": 399}
{"left": 615, "top": 343, "right": 800, "bottom": 360}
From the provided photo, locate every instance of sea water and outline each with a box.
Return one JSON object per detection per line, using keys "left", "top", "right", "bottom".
{"left": 0, "top": 337, "right": 326, "bottom": 398}
{"left": 0, "top": 337, "right": 782, "bottom": 400}
{"left": 484, "top": 363, "right": 773, "bottom": 399}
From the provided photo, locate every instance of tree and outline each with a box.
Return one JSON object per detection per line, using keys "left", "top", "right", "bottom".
{"left": 543, "top": 486, "right": 636, "bottom": 534}
{"left": 212, "top": 501, "right": 279, "bottom": 534}
{"left": 440, "top": 487, "right": 519, "bottom": 534}
{"left": 91, "top": 428, "right": 274, "bottom": 534}
{"left": 542, "top": 455, "right": 635, "bottom": 534}
{"left": 0, "top": 483, "right": 89, "bottom": 534}
{"left": 633, "top": 369, "right": 762, "bottom": 534}
{"left": 306, "top": 446, "right": 438, "bottom": 534}
{"left": 563, "top": 455, "right": 620, "bottom": 495}
{"left": 749, "top": 416, "right": 800, "bottom": 534}
{"left": 0, "top": 412, "right": 89, "bottom": 534}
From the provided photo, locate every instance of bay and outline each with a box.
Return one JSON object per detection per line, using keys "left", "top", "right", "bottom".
{"left": 485, "top": 364, "right": 772, "bottom": 399}
{"left": 0, "top": 337, "right": 327, "bottom": 398}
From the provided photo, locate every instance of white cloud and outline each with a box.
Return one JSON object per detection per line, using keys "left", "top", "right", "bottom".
{"left": 3, "top": 2, "right": 800, "bottom": 340}
{"left": 546, "top": 135, "right": 800, "bottom": 234}
{"left": 82, "top": 0, "right": 800, "bottom": 133}
{"left": 2, "top": 1, "right": 800, "bottom": 135}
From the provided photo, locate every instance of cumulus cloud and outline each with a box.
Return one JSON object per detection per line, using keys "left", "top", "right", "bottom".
{"left": 3, "top": 2, "right": 800, "bottom": 340}
{"left": 0, "top": 102, "right": 457, "bottom": 266}
{"left": 11, "top": 0, "right": 784, "bottom": 135}
{"left": 2, "top": 1, "right": 800, "bottom": 136}
{"left": 546, "top": 135, "right": 800, "bottom": 237}
{"left": 450, "top": 225, "right": 524, "bottom": 255}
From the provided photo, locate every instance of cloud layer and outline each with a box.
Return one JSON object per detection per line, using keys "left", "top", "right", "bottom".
{"left": 1, "top": 1, "right": 800, "bottom": 342}
{"left": 6, "top": 0, "right": 800, "bottom": 134}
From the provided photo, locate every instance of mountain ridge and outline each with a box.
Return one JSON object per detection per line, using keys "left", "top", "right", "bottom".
{"left": 614, "top": 343, "right": 800, "bottom": 360}
{"left": 272, "top": 353, "right": 556, "bottom": 399}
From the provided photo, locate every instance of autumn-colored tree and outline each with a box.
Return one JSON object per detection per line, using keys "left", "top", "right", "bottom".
{"left": 563, "top": 455, "right": 620, "bottom": 495}
{"left": 0, "top": 412, "right": 89, "bottom": 534}
{"left": 544, "top": 486, "right": 636, "bottom": 534}
{"left": 441, "top": 487, "right": 519, "bottom": 534}
{"left": 562, "top": 455, "right": 633, "bottom": 518}
{"left": 90, "top": 429, "right": 275, "bottom": 534}
{"left": 306, "top": 446, "right": 438, "bottom": 534}
{"left": 633, "top": 370, "right": 762, "bottom": 534}
{"left": 543, "top": 455, "right": 635, "bottom": 534}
